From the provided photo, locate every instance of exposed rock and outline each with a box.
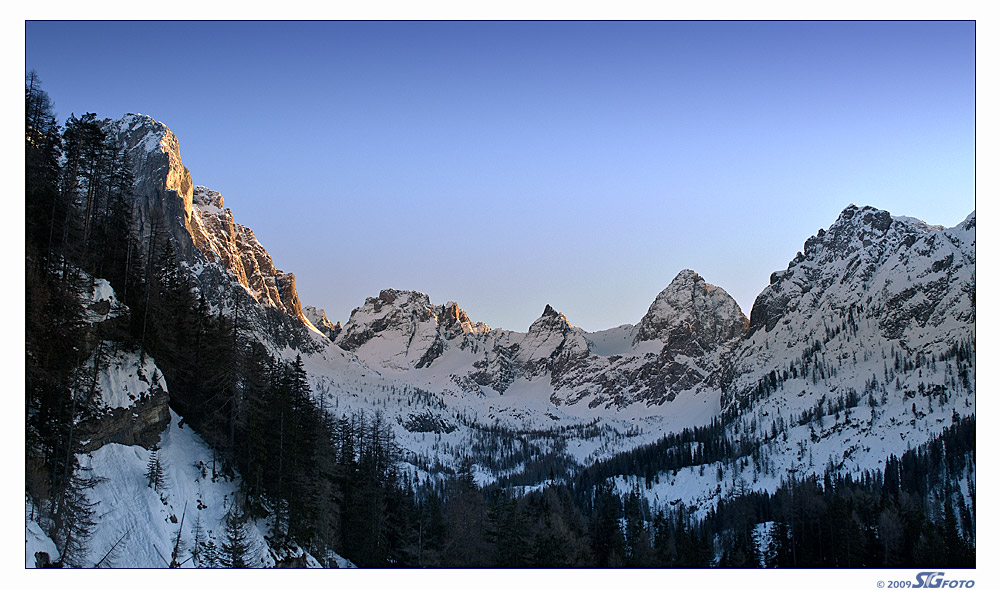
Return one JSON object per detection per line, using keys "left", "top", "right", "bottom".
{"left": 303, "top": 306, "right": 342, "bottom": 340}
{"left": 334, "top": 289, "right": 489, "bottom": 370}
{"left": 402, "top": 410, "right": 457, "bottom": 434}
{"left": 634, "top": 269, "right": 748, "bottom": 347}
{"left": 517, "top": 304, "right": 590, "bottom": 379}
{"left": 76, "top": 347, "right": 171, "bottom": 452}
{"left": 77, "top": 388, "right": 170, "bottom": 452}
{"left": 190, "top": 186, "right": 308, "bottom": 322}
{"left": 104, "top": 114, "right": 197, "bottom": 260}
{"left": 104, "top": 116, "right": 321, "bottom": 348}
{"left": 746, "top": 205, "right": 974, "bottom": 341}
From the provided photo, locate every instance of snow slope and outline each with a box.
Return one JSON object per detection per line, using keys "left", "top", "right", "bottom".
{"left": 26, "top": 409, "right": 356, "bottom": 568}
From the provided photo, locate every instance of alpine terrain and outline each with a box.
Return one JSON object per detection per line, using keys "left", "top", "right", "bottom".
{"left": 25, "top": 82, "right": 975, "bottom": 568}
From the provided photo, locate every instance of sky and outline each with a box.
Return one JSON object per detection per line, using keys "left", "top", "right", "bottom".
{"left": 24, "top": 20, "right": 975, "bottom": 332}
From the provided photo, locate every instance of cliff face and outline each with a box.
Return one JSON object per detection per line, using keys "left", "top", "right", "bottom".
{"left": 105, "top": 114, "right": 197, "bottom": 260}
{"left": 75, "top": 345, "right": 171, "bottom": 453}
{"left": 190, "top": 187, "right": 309, "bottom": 323}
{"left": 105, "top": 115, "right": 316, "bottom": 334}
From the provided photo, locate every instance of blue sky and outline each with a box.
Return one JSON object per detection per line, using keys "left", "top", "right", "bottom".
{"left": 25, "top": 21, "right": 975, "bottom": 331}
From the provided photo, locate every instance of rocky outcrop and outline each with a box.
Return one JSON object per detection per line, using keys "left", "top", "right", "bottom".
{"left": 303, "top": 306, "right": 342, "bottom": 340}
{"left": 76, "top": 347, "right": 171, "bottom": 452}
{"left": 77, "top": 389, "right": 170, "bottom": 452}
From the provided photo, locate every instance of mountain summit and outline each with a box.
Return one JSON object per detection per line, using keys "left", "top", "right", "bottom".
{"left": 635, "top": 269, "right": 748, "bottom": 347}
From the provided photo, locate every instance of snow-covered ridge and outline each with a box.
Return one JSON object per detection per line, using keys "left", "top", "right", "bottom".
{"left": 323, "top": 270, "right": 747, "bottom": 412}
{"left": 719, "top": 203, "right": 975, "bottom": 473}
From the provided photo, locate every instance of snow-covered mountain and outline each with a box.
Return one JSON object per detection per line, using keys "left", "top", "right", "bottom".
{"left": 725, "top": 204, "right": 975, "bottom": 421}
{"left": 610, "top": 206, "right": 977, "bottom": 517}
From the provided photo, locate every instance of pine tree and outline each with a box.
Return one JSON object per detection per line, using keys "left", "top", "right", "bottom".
{"left": 25, "top": 71, "right": 63, "bottom": 264}
{"left": 590, "top": 481, "right": 625, "bottom": 567}
{"left": 201, "top": 538, "right": 220, "bottom": 568}
{"left": 189, "top": 512, "right": 205, "bottom": 567}
{"left": 221, "top": 506, "right": 251, "bottom": 568}
{"left": 146, "top": 446, "right": 165, "bottom": 491}
{"left": 50, "top": 462, "right": 98, "bottom": 567}
{"left": 485, "top": 492, "right": 527, "bottom": 567}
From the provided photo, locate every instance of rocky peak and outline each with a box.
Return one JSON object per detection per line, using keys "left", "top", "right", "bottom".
{"left": 747, "top": 205, "right": 974, "bottom": 336}
{"left": 634, "top": 269, "right": 747, "bottom": 346}
{"left": 104, "top": 114, "right": 197, "bottom": 259}
{"left": 335, "top": 289, "right": 437, "bottom": 353}
{"left": 302, "top": 306, "right": 342, "bottom": 341}
{"left": 529, "top": 304, "right": 575, "bottom": 334}
{"left": 725, "top": 205, "right": 974, "bottom": 431}
{"left": 104, "top": 115, "right": 318, "bottom": 337}
{"left": 371, "top": 289, "right": 433, "bottom": 315}
{"left": 334, "top": 289, "right": 492, "bottom": 370}
{"left": 439, "top": 301, "right": 488, "bottom": 339}
{"left": 519, "top": 304, "right": 589, "bottom": 375}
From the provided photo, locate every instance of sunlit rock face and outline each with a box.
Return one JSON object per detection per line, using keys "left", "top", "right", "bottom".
{"left": 189, "top": 186, "right": 309, "bottom": 322}
{"left": 105, "top": 114, "right": 197, "bottom": 260}
{"left": 303, "top": 306, "right": 342, "bottom": 341}
{"left": 106, "top": 114, "right": 316, "bottom": 337}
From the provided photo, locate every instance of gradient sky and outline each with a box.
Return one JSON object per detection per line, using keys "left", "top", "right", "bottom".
{"left": 25, "top": 21, "right": 975, "bottom": 332}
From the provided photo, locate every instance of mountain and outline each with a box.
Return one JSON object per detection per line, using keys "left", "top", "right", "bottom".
{"left": 609, "top": 205, "right": 976, "bottom": 514}
{"left": 25, "top": 108, "right": 975, "bottom": 568}
{"left": 725, "top": 205, "right": 975, "bottom": 421}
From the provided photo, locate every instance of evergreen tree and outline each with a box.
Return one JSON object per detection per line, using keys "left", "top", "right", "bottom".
{"left": 221, "top": 506, "right": 251, "bottom": 568}
{"left": 146, "top": 446, "right": 165, "bottom": 491}
{"left": 590, "top": 481, "right": 625, "bottom": 567}
{"left": 485, "top": 492, "right": 527, "bottom": 567}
